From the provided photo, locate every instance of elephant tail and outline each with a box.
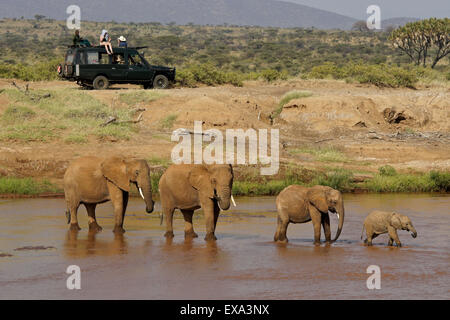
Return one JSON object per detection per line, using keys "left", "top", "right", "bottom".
{"left": 360, "top": 224, "right": 365, "bottom": 240}
{"left": 160, "top": 212, "right": 163, "bottom": 226}
{"left": 65, "top": 210, "right": 71, "bottom": 224}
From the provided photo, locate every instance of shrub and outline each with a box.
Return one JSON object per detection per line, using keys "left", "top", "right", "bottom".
{"left": 429, "top": 170, "right": 450, "bottom": 191}
{"left": 261, "top": 69, "right": 288, "bottom": 82}
{"left": 378, "top": 165, "right": 397, "bottom": 176}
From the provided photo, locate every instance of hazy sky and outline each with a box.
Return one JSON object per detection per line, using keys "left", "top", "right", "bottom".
{"left": 286, "top": 0, "right": 449, "bottom": 19}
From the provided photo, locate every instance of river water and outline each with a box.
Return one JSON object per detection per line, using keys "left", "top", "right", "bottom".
{"left": 0, "top": 194, "right": 448, "bottom": 299}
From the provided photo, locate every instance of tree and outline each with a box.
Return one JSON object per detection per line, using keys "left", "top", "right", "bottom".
{"left": 34, "top": 14, "right": 46, "bottom": 21}
{"left": 352, "top": 20, "right": 369, "bottom": 32}
{"left": 390, "top": 18, "right": 450, "bottom": 68}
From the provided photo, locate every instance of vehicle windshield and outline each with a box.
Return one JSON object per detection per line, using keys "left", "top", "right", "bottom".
{"left": 128, "top": 52, "right": 148, "bottom": 66}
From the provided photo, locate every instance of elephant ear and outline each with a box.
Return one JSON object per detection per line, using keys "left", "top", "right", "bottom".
{"left": 307, "top": 187, "right": 329, "bottom": 213}
{"left": 101, "top": 157, "right": 130, "bottom": 192}
{"left": 390, "top": 213, "right": 402, "bottom": 229}
{"left": 189, "top": 166, "right": 215, "bottom": 199}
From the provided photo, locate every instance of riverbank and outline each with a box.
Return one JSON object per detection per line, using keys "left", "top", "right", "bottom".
{"left": 1, "top": 165, "right": 448, "bottom": 198}
{"left": 0, "top": 79, "right": 448, "bottom": 197}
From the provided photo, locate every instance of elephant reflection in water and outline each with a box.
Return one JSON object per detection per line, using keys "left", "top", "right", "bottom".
{"left": 64, "top": 230, "right": 128, "bottom": 257}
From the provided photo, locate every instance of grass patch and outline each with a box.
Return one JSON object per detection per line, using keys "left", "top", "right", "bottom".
{"left": 273, "top": 90, "right": 312, "bottom": 117}
{"left": 289, "top": 146, "right": 347, "bottom": 162}
{"left": 363, "top": 169, "right": 450, "bottom": 192}
{"left": 0, "top": 177, "right": 60, "bottom": 195}
{"left": 118, "top": 91, "right": 165, "bottom": 106}
{"left": 147, "top": 156, "right": 172, "bottom": 167}
{"left": 308, "top": 62, "right": 419, "bottom": 88}
{"left": 0, "top": 88, "right": 139, "bottom": 142}
{"left": 160, "top": 114, "right": 178, "bottom": 129}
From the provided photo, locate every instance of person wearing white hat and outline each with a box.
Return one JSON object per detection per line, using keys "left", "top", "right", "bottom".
{"left": 117, "top": 35, "right": 127, "bottom": 48}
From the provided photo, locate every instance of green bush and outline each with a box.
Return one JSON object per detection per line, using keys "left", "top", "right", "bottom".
{"left": 176, "top": 63, "right": 243, "bottom": 87}
{"left": 429, "top": 170, "right": 450, "bottom": 191}
{"left": 0, "top": 177, "right": 60, "bottom": 194}
{"left": 378, "top": 165, "right": 397, "bottom": 176}
{"left": 308, "top": 62, "right": 419, "bottom": 88}
{"left": 0, "top": 58, "right": 61, "bottom": 81}
{"left": 261, "top": 69, "right": 288, "bottom": 82}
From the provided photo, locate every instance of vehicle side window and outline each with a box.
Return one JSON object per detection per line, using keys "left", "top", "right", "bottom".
{"left": 65, "top": 51, "right": 74, "bottom": 64}
{"left": 78, "top": 51, "right": 86, "bottom": 64}
{"left": 99, "top": 53, "right": 111, "bottom": 64}
{"left": 87, "top": 52, "right": 99, "bottom": 64}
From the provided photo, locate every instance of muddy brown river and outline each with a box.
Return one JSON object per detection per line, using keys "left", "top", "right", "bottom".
{"left": 0, "top": 194, "right": 448, "bottom": 299}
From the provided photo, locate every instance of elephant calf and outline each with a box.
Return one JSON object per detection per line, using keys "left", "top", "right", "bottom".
{"left": 362, "top": 211, "right": 417, "bottom": 247}
{"left": 64, "top": 156, "right": 155, "bottom": 233}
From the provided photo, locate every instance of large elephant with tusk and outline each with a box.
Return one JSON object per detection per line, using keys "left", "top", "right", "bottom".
{"left": 63, "top": 156, "right": 155, "bottom": 233}
{"left": 158, "top": 164, "right": 235, "bottom": 241}
{"left": 274, "top": 185, "right": 345, "bottom": 245}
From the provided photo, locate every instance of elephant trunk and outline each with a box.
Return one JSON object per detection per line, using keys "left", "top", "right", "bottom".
{"left": 332, "top": 201, "right": 345, "bottom": 242}
{"left": 409, "top": 226, "right": 417, "bottom": 238}
{"left": 217, "top": 186, "right": 231, "bottom": 211}
{"left": 138, "top": 180, "right": 154, "bottom": 213}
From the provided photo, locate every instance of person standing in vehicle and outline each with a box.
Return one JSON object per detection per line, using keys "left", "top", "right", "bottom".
{"left": 100, "top": 29, "right": 113, "bottom": 55}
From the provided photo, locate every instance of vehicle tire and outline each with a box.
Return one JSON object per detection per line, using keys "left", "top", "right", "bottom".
{"left": 93, "top": 75, "right": 109, "bottom": 90}
{"left": 153, "top": 74, "right": 169, "bottom": 89}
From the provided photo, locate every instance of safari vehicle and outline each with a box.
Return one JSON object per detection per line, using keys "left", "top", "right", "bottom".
{"left": 58, "top": 46, "right": 175, "bottom": 89}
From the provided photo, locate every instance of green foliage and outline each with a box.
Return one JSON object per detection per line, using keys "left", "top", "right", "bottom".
{"left": 429, "top": 171, "right": 450, "bottom": 192}
{"left": 308, "top": 62, "right": 419, "bottom": 88}
{"left": 176, "top": 63, "right": 243, "bottom": 87}
{"left": 0, "top": 88, "right": 140, "bottom": 142}
{"left": 311, "top": 168, "right": 353, "bottom": 191}
{"left": 0, "top": 177, "right": 60, "bottom": 195}
{"left": 290, "top": 146, "right": 347, "bottom": 163}
{"left": 0, "top": 58, "right": 61, "bottom": 81}
{"left": 390, "top": 18, "right": 450, "bottom": 68}
{"left": 160, "top": 114, "right": 178, "bottom": 129}
{"left": 274, "top": 90, "right": 313, "bottom": 117}
{"left": 378, "top": 165, "right": 397, "bottom": 176}
{"left": 261, "top": 69, "right": 288, "bottom": 82}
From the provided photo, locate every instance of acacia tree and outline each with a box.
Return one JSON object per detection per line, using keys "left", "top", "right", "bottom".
{"left": 390, "top": 18, "right": 450, "bottom": 68}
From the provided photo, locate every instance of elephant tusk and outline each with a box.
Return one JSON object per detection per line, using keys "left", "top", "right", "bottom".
{"left": 217, "top": 201, "right": 223, "bottom": 211}
{"left": 336, "top": 213, "right": 340, "bottom": 220}
{"left": 139, "top": 187, "right": 145, "bottom": 200}
{"left": 231, "top": 195, "right": 236, "bottom": 207}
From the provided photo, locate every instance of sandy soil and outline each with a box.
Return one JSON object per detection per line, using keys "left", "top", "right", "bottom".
{"left": 0, "top": 79, "right": 448, "bottom": 185}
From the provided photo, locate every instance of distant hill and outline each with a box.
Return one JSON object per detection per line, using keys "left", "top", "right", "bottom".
{"left": 0, "top": 0, "right": 357, "bottom": 30}
{"left": 382, "top": 17, "right": 420, "bottom": 29}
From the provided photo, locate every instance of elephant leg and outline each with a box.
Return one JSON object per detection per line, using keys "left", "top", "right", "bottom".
{"left": 213, "top": 201, "right": 220, "bottom": 231}
{"left": 181, "top": 209, "right": 197, "bottom": 239}
{"left": 388, "top": 226, "right": 401, "bottom": 247}
{"left": 203, "top": 200, "right": 217, "bottom": 241}
{"left": 163, "top": 206, "right": 175, "bottom": 238}
{"left": 309, "top": 204, "right": 322, "bottom": 245}
{"left": 367, "top": 232, "right": 379, "bottom": 246}
{"left": 321, "top": 212, "right": 331, "bottom": 243}
{"left": 388, "top": 237, "right": 393, "bottom": 246}
{"left": 274, "top": 215, "right": 289, "bottom": 243}
{"left": 107, "top": 182, "right": 125, "bottom": 234}
{"left": 85, "top": 203, "right": 102, "bottom": 232}
{"left": 68, "top": 202, "right": 81, "bottom": 231}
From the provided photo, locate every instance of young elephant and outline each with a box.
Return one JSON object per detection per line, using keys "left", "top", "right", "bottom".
{"left": 274, "top": 185, "right": 345, "bottom": 244}
{"left": 64, "top": 156, "right": 155, "bottom": 233}
{"left": 362, "top": 211, "right": 417, "bottom": 247}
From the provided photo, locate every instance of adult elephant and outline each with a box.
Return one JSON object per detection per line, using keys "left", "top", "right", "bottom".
{"left": 63, "top": 156, "right": 154, "bottom": 233}
{"left": 274, "top": 185, "right": 345, "bottom": 244}
{"left": 159, "top": 164, "right": 235, "bottom": 241}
